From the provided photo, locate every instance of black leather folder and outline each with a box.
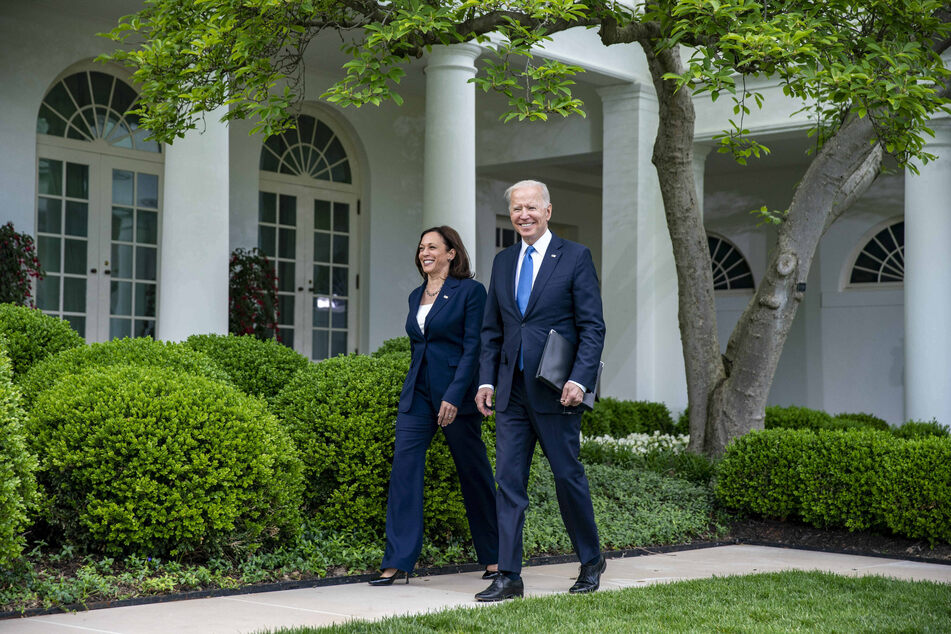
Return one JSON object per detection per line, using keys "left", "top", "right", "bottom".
{"left": 535, "top": 329, "right": 603, "bottom": 411}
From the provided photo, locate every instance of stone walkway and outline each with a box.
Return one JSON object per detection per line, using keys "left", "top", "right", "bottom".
{"left": 2, "top": 545, "right": 949, "bottom": 633}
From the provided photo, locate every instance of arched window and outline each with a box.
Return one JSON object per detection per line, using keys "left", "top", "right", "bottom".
{"left": 258, "top": 113, "right": 360, "bottom": 360}
{"left": 848, "top": 220, "right": 904, "bottom": 285}
{"left": 36, "top": 68, "right": 163, "bottom": 341}
{"left": 708, "top": 234, "right": 754, "bottom": 291}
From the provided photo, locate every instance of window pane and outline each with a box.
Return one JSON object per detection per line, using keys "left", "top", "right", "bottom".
{"left": 313, "top": 330, "right": 328, "bottom": 360}
{"left": 38, "top": 159, "right": 63, "bottom": 196}
{"left": 278, "top": 328, "right": 294, "bottom": 349}
{"left": 313, "top": 264, "right": 330, "bottom": 295}
{"left": 37, "top": 104, "right": 67, "bottom": 136}
{"left": 135, "top": 283, "right": 157, "bottom": 317}
{"left": 332, "top": 267, "right": 348, "bottom": 296}
{"left": 66, "top": 163, "right": 89, "bottom": 199}
{"left": 332, "top": 298, "right": 347, "bottom": 329}
{"left": 331, "top": 330, "right": 348, "bottom": 357}
{"left": 137, "top": 173, "right": 158, "bottom": 208}
{"left": 112, "top": 207, "right": 134, "bottom": 241}
{"left": 38, "top": 236, "right": 61, "bottom": 273}
{"left": 259, "top": 191, "right": 276, "bottom": 223}
{"left": 278, "top": 261, "right": 295, "bottom": 293}
{"left": 110, "top": 317, "right": 131, "bottom": 340}
{"left": 137, "top": 210, "right": 158, "bottom": 244}
{"left": 278, "top": 228, "right": 296, "bottom": 259}
{"left": 112, "top": 169, "right": 134, "bottom": 205}
{"left": 279, "top": 194, "right": 296, "bottom": 226}
{"left": 37, "top": 197, "right": 62, "bottom": 233}
{"left": 43, "top": 82, "right": 77, "bottom": 121}
{"left": 64, "top": 239, "right": 87, "bottom": 275}
{"left": 111, "top": 244, "right": 133, "bottom": 278}
{"left": 65, "top": 315, "right": 85, "bottom": 336}
{"left": 333, "top": 234, "right": 348, "bottom": 265}
{"left": 136, "top": 246, "right": 157, "bottom": 281}
{"left": 330, "top": 160, "right": 352, "bottom": 184}
{"left": 314, "top": 200, "right": 331, "bottom": 230}
{"left": 37, "top": 275, "right": 60, "bottom": 311}
{"left": 333, "top": 202, "right": 349, "bottom": 232}
{"left": 135, "top": 319, "right": 156, "bottom": 338}
{"left": 278, "top": 294, "right": 295, "bottom": 326}
{"left": 324, "top": 137, "right": 347, "bottom": 165}
{"left": 314, "top": 232, "right": 330, "bottom": 262}
{"left": 65, "top": 201, "right": 88, "bottom": 237}
{"left": 313, "top": 296, "right": 330, "bottom": 327}
{"left": 111, "top": 281, "right": 133, "bottom": 316}
{"left": 63, "top": 277, "right": 86, "bottom": 312}
{"left": 258, "top": 225, "right": 276, "bottom": 257}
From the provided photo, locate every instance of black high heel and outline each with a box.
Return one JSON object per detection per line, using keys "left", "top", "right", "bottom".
{"left": 482, "top": 567, "right": 502, "bottom": 580}
{"left": 368, "top": 569, "right": 410, "bottom": 586}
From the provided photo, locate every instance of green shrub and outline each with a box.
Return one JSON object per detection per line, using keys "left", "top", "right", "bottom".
{"left": 580, "top": 443, "right": 716, "bottom": 485}
{"left": 764, "top": 405, "right": 833, "bottom": 430}
{"left": 0, "top": 343, "right": 38, "bottom": 566}
{"left": 674, "top": 407, "right": 690, "bottom": 435}
{"left": 271, "top": 353, "right": 469, "bottom": 543}
{"left": 29, "top": 365, "right": 303, "bottom": 557}
{"left": 185, "top": 334, "right": 310, "bottom": 400}
{"left": 893, "top": 420, "right": 949, "bottom": 439}
{"left": 874, "top": 437, "right": 951, "bottom": 546}
{"left": 581, "top": 398, "right": 677, "bottom": 438}
{"left": 371, "top": 336, "right": 411, "bottom": 359}
{"left": 796, "top": 430, "right": 893, "bottom": 531}
{"left": 18, "top": 337, "right": 230, "bottom": 408}
{"left": 0, "top": 304, "right": 84, "bottom": 379}
{"left": 716, "top": 429, "right": 815, "bottom": 520}
{"left": 831, "top": 412, "right": 890, "bottom": 431}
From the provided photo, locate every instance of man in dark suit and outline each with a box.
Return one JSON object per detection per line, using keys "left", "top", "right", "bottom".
{"left": 475, "top": 180, "right": 606, "bottom": 601}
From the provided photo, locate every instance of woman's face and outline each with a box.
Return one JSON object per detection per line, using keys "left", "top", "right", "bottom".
{"left": 418, "top": 231, "right": 455, "bottom": 279}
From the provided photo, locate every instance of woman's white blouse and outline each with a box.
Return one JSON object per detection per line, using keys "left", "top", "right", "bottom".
{"left": 416, "top": 302, "right": 433, "bottom": 333}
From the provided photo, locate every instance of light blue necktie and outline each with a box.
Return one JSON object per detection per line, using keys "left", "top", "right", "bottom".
{"left": 516, "top": 245, "right": 535, "bottom": 315}
{"left": 516, "top": 245, "right": 534, "bottom": 369}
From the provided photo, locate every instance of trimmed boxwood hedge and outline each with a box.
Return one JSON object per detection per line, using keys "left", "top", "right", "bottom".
{"left": 0, "top": 303, "right": 83, "bottom": 379}
{"left": 717, "top": 429, "right": 951, "bottom": 545}
{"left": 271, "top": 353, "right": 470, "bottom": 543}
{"left": 581, "top": 398, "right": 678, "bottom": 438}
{"left": 18, "top": 337, "right": 231, "bottom": 408}
{"left": 185, "top": 333, "right": 310, "bottom": 400}
{"left": 0, "top": 342, "right": 37, "bottom": 566}
{"left": 28, "top": 364, "right": 303, "bottom": 557}
{"left": 371, "top": 336, "right": 411, "bottom": 359}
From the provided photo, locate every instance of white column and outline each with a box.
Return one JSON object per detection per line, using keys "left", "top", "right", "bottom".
{"left": 157, "top": 107, "right": 230, "bottom": 341}
{"left": 423, "top": 43, "right": 481, "bottom": 268}
{"left": 904, "top": 117, "right": 951, "bottom": 428}
{"left": 598, "top": 84, "right": 687, "bottom": 410}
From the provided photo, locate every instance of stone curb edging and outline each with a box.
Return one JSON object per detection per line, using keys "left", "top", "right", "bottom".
{"left": 0, "top": 540, "right": 736, "bottom": 620}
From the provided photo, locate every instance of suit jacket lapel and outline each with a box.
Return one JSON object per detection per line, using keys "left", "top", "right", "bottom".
{"left": 501, "top": 243, "right": 520, "bottom": 312}
{"left": 424, "top": 276, "right": 459, "bottom": 330}
{"left": 524, "top": 234, "right": 564, "bottom": 317}
{"left": 409, "top": 284, "right": 425, "bottom": 337}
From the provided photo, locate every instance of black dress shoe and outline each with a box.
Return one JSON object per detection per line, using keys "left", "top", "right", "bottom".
{"left": 475, "top": 575, "right": 524, "bottom": 601}
{"left": 368, "top": 569, "right": 410, "bottom": 586}
{"left": 569, "top": 555, "right": 606, "bottom": 594}
{"left": 482, "top": 567, "right": 502, "bottom": 579}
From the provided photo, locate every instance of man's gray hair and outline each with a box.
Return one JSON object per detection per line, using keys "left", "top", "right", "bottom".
{"left": 504, "top": 180, "right": 551, "bottom": 206}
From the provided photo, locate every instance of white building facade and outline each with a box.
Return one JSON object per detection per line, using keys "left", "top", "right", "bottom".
{"left": 2, "top": 1, "right": 949, "bottom": 426}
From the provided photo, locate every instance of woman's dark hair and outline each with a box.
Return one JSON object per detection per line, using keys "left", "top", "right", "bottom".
{"left": 415, "top": 226, "right": 474, "bottom": 280}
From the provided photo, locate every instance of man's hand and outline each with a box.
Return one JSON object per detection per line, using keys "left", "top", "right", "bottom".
{"left": 437, "top": 401, "right": 458, "bottom": 427}
{"left": 475, "top": 387, "right": 495, "bottom": 417}
{"left": 560, "top": 382, "right": 584, "bottom": 408}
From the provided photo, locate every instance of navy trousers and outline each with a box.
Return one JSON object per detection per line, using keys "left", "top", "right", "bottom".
{"left": 381, "top": 369, "right": 498, "bottom": 571}
{"left": 495, "top": 368, "right": 600, "bottom": 573}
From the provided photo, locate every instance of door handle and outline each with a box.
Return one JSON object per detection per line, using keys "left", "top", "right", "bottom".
{"left": 90, "top": 268, "right": 97, "bottom": 274}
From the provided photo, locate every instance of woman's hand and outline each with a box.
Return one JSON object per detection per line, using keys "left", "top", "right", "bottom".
{"left": 437, "top": 401, "right": 458, "bottom": 427}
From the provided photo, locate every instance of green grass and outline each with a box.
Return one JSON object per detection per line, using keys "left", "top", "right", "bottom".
{"left": 264, "top": 571, "right": 951, "bottom": 633}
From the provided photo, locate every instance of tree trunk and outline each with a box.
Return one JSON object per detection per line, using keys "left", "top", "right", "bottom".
{"left": 705, "top": 114, "right": 883, "bottom": 456}
{"left": 642, "top": 44, "right": 725, "bottom": 453}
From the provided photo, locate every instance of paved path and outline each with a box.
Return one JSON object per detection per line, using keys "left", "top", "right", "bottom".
{"left": 2, "top": 545, "right": 949, "bottom": 633}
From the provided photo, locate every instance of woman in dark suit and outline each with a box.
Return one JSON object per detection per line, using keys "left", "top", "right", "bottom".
{"left": 370, "top": 226, "right": 499, "bottom": 585}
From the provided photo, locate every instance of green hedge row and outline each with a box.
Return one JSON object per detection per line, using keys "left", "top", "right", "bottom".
{"left": 717, "top": 429, "right": 951, "bottom": 545}
{"left": 581, "top": 397, "right": 686, "bottom": 438}
{"left": 0, "top": 341, "right": 37, "bottom": 566}
{"left": 0, "top": 304, "right": 83, "bottom": 379}
{"left": 765, "top": 405, "right": 947, "bottom": 438}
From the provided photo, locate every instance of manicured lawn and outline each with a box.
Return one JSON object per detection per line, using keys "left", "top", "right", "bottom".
{"left": 264, "top": 570, "right": 951, "bottom": 633}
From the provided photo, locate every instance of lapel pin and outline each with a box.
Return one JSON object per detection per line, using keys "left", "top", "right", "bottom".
{"left": 443, "top": 295, "right": 449, "bottom": 299}
{"left": 551, "top": 254, "right": 557, "bottom": 258}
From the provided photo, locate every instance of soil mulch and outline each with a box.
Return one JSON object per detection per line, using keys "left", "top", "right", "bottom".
{"left": 729, "top": 518, "right": 951, "bottom": 564}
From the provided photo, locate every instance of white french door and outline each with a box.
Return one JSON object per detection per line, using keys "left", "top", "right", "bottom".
{"left": 258, "top": 181, "right": 360, "bottom": 360}
{"left": 35, "top": 143, "right": 162, "bottom": 341}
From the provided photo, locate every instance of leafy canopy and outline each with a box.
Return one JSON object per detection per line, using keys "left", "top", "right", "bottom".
{"left": 100, "top": 0, "right": 950, "bottom": 167}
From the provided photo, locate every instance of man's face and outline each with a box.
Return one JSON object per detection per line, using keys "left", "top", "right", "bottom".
{"left": 509, "top": 186, "right": 551, "bottom": 245}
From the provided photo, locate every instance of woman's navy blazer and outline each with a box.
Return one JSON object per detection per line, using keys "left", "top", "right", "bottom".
{"left": 398, "top": 276, "right": 486, "bottom": 416}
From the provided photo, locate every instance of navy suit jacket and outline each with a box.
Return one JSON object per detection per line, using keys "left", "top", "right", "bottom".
{"left": 398, "top": 276, "right": 486, "bottom": 416}
{"left": 480, "top": 234, "right": 605, "bottom": 414}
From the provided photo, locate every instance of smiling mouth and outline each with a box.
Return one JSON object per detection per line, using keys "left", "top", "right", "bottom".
{"left": 422, "top": 259, "right": 435, "bottom": 265}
